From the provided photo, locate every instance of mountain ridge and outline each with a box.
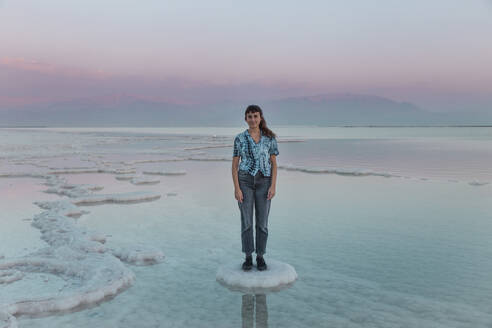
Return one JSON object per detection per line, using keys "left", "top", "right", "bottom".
{"left": 1, "top": 93, "right": 490, "bottom": 126}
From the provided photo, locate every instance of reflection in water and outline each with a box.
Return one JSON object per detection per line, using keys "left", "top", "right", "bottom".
{"left": 242, "top": 294, "right": 268, "bottom": 328}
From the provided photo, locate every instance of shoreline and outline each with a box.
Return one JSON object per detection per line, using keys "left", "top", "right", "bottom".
{"left": 2, "top": 125, "right": 492, "bottom": 129}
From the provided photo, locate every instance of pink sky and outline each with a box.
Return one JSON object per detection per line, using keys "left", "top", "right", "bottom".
{"left": 1, "top": 0, "right": 491, "bottom": 112}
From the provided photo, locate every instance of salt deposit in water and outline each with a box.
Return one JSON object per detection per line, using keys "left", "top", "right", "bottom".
{"left": 115, "top": 173, "right": 139, "bottom": 181}
{"left": 48, "top": 168, "right": 136, "bottom": 175}
{"left": 110, "top": 245, "right": 165, "bottom": 266}
{"left": 216, "top": 259, "right": 297, "bottom": 293}
{"left": 142, "top": 170, "right": 187, "bottom": 176}
{"left": 469, "top": 180, "right": 490, "bottom": 186}
{"left": 129, "top": 176, "right": 161, "bottom": 185}
{"left": 0, "top": 270, "right": 24, "bottom": 285}
{"left": 0, "top": 247, "right": 135, "bottom": 318}
{"left": 43, "top": 184, "right": 104, "bottom": 198}
{"left": 71, "top": 191, "right": 161, "bottom": 206}
{"left": 0, "top": 310, "right": 17, "bottom": 328}
{"left": 34, "top": 200, "right": 89, "bottom": 218}
{"left": 279, "top": 163, "right": 395, "bottom": 178}
{"left": 0, "top": 165, "right": 166, "bottom": 327}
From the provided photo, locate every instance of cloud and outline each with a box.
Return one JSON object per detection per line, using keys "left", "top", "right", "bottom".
{"left": 0, "top": 56, "right": 313, "bottom": 108}
{"left": 2, "top": 57, "right": 490, "bottom": 112}
{"left": 0, "top": 96, "right": 57, "bottom": 108}
{"left": 0, "top": 57, "right": 110, "bottom": 79}
{"left": 0, "top": 57, "right": 116, "bottom": 108}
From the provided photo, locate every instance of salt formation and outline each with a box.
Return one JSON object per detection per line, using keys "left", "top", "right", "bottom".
{"left": 186, "top": 156, "right": 230, "bottom": 162}
{"left": 123, "top": 159, "right": 174, "bottom": 165}
{"left": 130, "top": 176, "right": 161, "bottom": 185}
{"left": 31, "top": 201, "right": 107, "bottom": 253}
{"left": 111, "top": 245, "right": 165, "bottom": 265}
{"left": 0, "top": 165, "right": 164, "bottom": 327}
{"left": 469, "top": 180, "right": 490, "bottom": 186}
{"left": 42, "top": 174, "right": 66, "bottom": 186}
{"left": 216, "top": 259, "right": 297, "bottom": 293}
{"left": 115, "top": 173, "right": 138, "bottom": 181}
{"left": 0, "top": 199, "right": 135, "bottom": 327}
{"left": 0, "top": 270, "right": 24, "bottom": 284}
{"left": 279, "top": 163, "right": 395, "bottom": 178}
{"left": 143, "top": 170, "right": 187, "bottom": 176}
{"left": 0, "top": 172, "right": 46, "bottom": 179}
{"left": 89, "top": 233, "right": 107, "bottom": 244}
{"left": 0, "top": 310, "right": 17, "bottom": 328}
{"left": 71, "top": 191, "right": 161, "bottom": 205}
{"left": 184, "top": 144, "right": 230, "bottom": 150}
{"left": 48, "top": 168, "right": 136, "bottom": 175}
{"left": 41, "top": 174, "right": 104, "bottom": 198}
{"left": 34, "top": 200, "right": 89, "bottom": 218}
{"left": 43, "top": 184, "right": 104, "bottom": 197}
{"left": 0, "top": 247, "right": 135, "bottom": 318}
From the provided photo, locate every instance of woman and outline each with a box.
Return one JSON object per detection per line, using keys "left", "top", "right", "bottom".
{"left": 232, "top": 105, "right": 279, "bottom": 271}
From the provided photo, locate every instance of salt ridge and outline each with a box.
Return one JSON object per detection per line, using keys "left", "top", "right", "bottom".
{"left": 0, "top": 166, "right": 165, "bottom": 327}
{"left": 130, "top": 176, "right": 161, "bottom": 185}
{"left": 71, "top": 191, "right": 161, "bottom": 205}
{"left": 142, "top": 170, "right": 187, "bottom": 176}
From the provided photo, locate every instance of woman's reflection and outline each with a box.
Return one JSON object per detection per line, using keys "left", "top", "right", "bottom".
{"left": 242, "top": 294, "right": 268, "bottom": 328}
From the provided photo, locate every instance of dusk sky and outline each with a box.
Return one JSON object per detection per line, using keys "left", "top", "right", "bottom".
{"left": 1, "top": 0, "right": 491, "bottom": 112}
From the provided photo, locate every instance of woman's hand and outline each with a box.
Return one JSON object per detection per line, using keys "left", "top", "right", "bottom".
{"left": 267, "top": 185, "right": 276, "bottom": 200}
{"left": 235, "top": 188, "right": 244, "bottom": 203}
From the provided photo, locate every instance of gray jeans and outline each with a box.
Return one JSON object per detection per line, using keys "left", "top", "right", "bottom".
{"left": 237, "top": 170, "right": 272, "bottom": 256}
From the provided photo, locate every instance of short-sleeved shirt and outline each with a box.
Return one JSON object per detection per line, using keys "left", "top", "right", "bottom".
{"left": 233, "top": 129, "right": 279, "bottom": 177}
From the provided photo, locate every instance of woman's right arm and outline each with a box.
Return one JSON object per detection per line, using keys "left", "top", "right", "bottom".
{"left": 232, "top": 157, "right": 243, "bottom": 202}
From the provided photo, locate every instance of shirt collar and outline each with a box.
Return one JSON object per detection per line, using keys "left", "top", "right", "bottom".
{"left": 245, "top": 129, "right": 263, "bottom": 144}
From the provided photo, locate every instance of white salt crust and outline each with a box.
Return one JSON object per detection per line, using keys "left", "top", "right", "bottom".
{"left": 115, "top": 174, "right": 138, "bottom": 181}
{"left": 216, "top": 259, "right": 297, "bottom": 293}
{"left": 279, "top": 163, "right": 395, "bottom": 178}
{"left": 71, "top": 191, "right": 161, "bottom": 206}
{"left": 129, "top": 176, "right": 161, "bottom": 185}
{"left": 469, "top": 180, "right": 490, "bottom": 186}
{"left": 0, "top": 270, "right": 24, "bottom": 285}
{"left": 0, "top": 166, "right": 165, "bottom": 327}
{"left": 111, "top": 246, "right": 165, "bottom": 266}
{"left": 142, "top": 170, "right": 187, "bottom": 176}
{"left": 48, "top": 168, "right": 136, "bottom": 175}
{"left": 3, "top": 159, "right": 489, "bottom": 185}
{"left": 0, "top": 310, "right": 18, "bottom": 328}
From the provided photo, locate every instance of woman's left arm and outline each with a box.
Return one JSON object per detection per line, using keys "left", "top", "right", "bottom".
{"left": 267, "top": 155, "right": 277, "bottom": 200}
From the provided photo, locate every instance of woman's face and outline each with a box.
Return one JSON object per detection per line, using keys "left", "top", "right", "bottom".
{"left": 245, "top": 111, "right": 261, "bottom": 128}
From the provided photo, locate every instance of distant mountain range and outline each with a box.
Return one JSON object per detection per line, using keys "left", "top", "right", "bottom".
{"left": 1, "top": 93, "right": 490, "bottom": 127}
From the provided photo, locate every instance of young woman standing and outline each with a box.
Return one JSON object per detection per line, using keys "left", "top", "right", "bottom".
{"left": 232, "top": 105, "right": 279, "bottom": 271}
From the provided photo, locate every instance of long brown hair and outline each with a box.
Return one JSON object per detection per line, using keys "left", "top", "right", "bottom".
{"left": 244, "top": 105, "right": 276, "bottom": 138}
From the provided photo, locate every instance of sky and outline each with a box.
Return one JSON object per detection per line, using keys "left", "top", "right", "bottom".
{"left": 1, "top": 0, "right": 491, "bottom": 112}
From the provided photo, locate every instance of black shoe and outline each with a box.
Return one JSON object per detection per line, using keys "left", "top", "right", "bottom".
{"left": 242, "top": 255, "right": 253, "bottom": 271}
{"left": 256, "top": 255, "right": 267, "bottom": 271}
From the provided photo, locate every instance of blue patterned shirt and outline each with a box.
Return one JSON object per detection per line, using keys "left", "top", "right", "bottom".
{"left": 233, "top": 129, "right": 279, "bottom": 177}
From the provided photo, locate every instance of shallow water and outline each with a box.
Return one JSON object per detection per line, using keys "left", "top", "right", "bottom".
{"left": 1, "top": 126, "right": 491, "bottom": 327}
